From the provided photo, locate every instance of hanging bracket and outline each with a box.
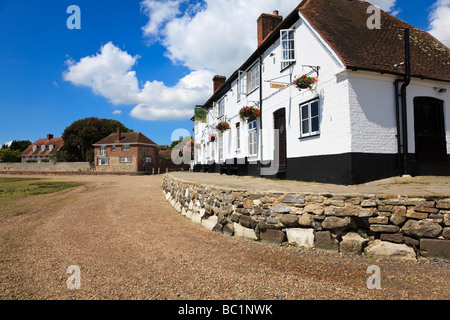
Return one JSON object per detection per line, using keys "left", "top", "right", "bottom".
{"left": 302, "top": 65, "right": 320, "bottom": 77}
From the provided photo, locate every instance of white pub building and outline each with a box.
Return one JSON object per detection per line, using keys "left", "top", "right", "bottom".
{"left": 192, "top": 0, "right": 450, "bottom": 185}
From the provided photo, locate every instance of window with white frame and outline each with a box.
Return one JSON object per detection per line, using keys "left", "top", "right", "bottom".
{"left": 120, "top": 157, "right": 132, "bottom": 163}
{"left": 144, "top": 157, "right": 152, "bottom": 163}
{"left": 122, "top": 145, "right": 130, "bottom": 151}
{"left": 248, "top": 62, "right": 260, "bottom": 93}
{"left": 218, "top": 133, "right": 223, "bottom": 162}
{"left": 206, "top": 143, "right": 210, "bottom": 160}
{"left": 100, "top": 146, "right": 107, "bottom": 155}
{"left": 236, "top": 123, "right": 241, "bottom": 151}
{"left": 218, "top": 98, "right": 225, "bottom": 118}
{"left": 248, "top": 120, "right": 258, "bottom": 157}
{"left": 238, "top": 70, "right": 247, "bottom": 101}
{"left": 98, "top": 157, "right": 108, "bottom": 166}
{"left": 281, "top": 29, "right": 296, "bottom": 69}
{"left": 112, "top": 145, "right": 116, "bottom": 152}
{"left": 41, "top": 145, "right": 46, "bottom": 151}
{"left": 32, "top": 145, "right": 37, "bottom": 152}
{"left": 300, "top": 99, "right": 320, "bottom": 137}
{"left": 49, "top": 145, "right": 54, "bottom": 151}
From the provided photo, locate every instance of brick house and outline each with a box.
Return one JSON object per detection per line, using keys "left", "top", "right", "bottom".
{"left": 21, "top": 134, "right": 64, "bottom": 163}
{"left": 93, "top": 129, "right": 159, "bottom": 173}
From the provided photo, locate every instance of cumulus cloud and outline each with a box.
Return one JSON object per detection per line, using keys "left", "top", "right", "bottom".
{"left": 144, "top": 0, "right": 302, "bottom": 75}
{"left": 112, "top": 110, "right": 122, "bottom": 115}
{"left": 427, "top": 0, "right": 450, "bottom": 47}
{"left": 64, "top": 42, "right": 214, "bottom": 121}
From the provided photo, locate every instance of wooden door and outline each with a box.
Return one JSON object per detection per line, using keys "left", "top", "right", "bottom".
{"left": 274, "top": 109, "right": 287, "bottom": 168}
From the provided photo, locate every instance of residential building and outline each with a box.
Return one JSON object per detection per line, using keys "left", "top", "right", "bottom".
{"left": 193, "top": 0, "right": 449, "bottom": 185}
{"left": 21, "top": 134, "right": 63, "bottom": 163}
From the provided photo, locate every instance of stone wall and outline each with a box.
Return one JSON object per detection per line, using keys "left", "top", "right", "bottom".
{"left": 162, "top": 174, "right": 450, "bottom": 261}
{"left": 0, "top": 162, "right": 94, "bottom": 172}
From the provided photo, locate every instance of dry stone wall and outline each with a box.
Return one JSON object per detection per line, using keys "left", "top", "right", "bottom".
{"left": 162, "top": 175, "right": 450, "bottom": 261}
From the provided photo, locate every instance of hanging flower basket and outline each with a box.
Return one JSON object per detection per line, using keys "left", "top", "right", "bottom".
{"left": 216, "top": 121, "right": 231, "bottom": 133}
{"left": 239, "top": 106, "right": 261, "bottom": 121}
{"left": 208, "top": 133, "right": 217, "bottom": 143}
{"left": 292, "top": 74, "right": 318, "bottom": 91}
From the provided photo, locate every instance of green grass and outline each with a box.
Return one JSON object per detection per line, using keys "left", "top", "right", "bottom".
{"left": 0, "top": 177, "right": 82, "bottom": 209}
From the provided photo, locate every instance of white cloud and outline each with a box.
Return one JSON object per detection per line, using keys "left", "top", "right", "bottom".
{"left": 112, "top": 110, "right": 122, "bottom": 115}
{"left": 64, "top": 42, "right": 213, "bottom": 121}
{"left": 144, "top": 0, "right": 302, "bottom": 76}
{"left": 428, "top": 0, "right": 450, "bottom": 47}
{"left": 368, "top": 0, "right": 398, "bottom": 12}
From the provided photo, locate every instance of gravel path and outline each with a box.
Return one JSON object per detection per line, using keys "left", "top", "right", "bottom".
{"left": 0, "top": 174, "right": 448, "bottom": 300}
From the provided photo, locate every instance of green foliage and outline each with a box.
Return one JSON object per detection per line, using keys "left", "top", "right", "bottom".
{"left": 0, "top": 149, "right": 22, "bottom": 162}
{"left": 53, "top": 149, "right": 73, "bottom": 163}
{"left": 9, "top": 140, "right": 32, "bottom": 152}
{"left": 62, "top": 117, "right": 133, "bottom": 161}
{"left": 85, "top": 149, "right": 94, "bottom": 163}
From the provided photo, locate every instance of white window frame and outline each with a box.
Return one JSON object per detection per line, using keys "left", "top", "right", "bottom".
{"left": 248, "top": 62, "right": 260, "bottom": 93}
{"left": 218, "top": 98, "right": 225, "bottom": 119}
{"left": 41, "top": 145, "right": 46, "bottom": 151}
{"left": 100, "top": 146, "right": 107, "bottom": 155}
{"left": 248, "top": 120, "right": 258, "bottom": 157}
{"left": 236, "top": 123, "right": 241, "bottom": 151}
{"left": 112, "top": 145, "right": 116, "bottom": 152}
{"left": 49, "top": 145, "right": 54, "bottom": 151}
{"left": 238, "top": 70, "right": 247, "bottom": 101}
{"left": 300, "top": 99, "right": 320, "bottom": 138}
{"left": 144, "top": 157, "right": 152, "bottom": 163}
{"left": 122, "top": 145, "right": 130, "bottom": 152}
{"left": 32, "top": 145, "right": 37, "bottom": 152}
{"left": 120, "top": 157, "right": 132, "bottom": 163}
{"left": 280, "top": 29, "right": 296, "bottom": 69}
{"left": 98, "top": 157, "right": 108, "bottom": 166}
{"left": 218, "top": 133, "right": 224, "bottom": 162}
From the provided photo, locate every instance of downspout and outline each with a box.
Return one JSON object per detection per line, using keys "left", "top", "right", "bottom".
{"left": 259, "top": 54, "right": 264, "bottom": 175}
{"left": 400, "top": 28, "right": 411, "bottom": 175}
{"left": 394, "top": 79, "right": 404, "bottom": 174}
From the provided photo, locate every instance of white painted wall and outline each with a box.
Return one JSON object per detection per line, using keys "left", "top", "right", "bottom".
{"left": 347, "top": 71, "right": 450, "bottom": 155}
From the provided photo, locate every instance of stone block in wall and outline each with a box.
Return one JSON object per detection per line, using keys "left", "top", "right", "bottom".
{"left": 442, "top": 212, "right": 450, "bottom": 226}
{"left": 223, "top": 223, "right": 234, "bottom": 236}
{"left": 370, "top": 224, "right": 400, "bottom": 233}
{"left": 390, "top": 206, "right": 407, "bottom": 226}
{"left": 262, "top": 229, "right": 287, "bottom": 245}
{"left": 442, "top": 228, "right": 450, "bottom": 239}
{"left": 368, "top": 217, "right": 389, "bottom": 224}
{"left": 280, "top": 195, "right": 305, "bottom": 204}
{"left": 233, "top": 223, "right": 258, "bottom": 240}
{"left": 406, "top": 210, "right": 428, "bottom": 219}
{"left": 238, "top": 215, "right": 257, "bottom": 229}
{"left": 436, "top": 199, "right": 450, "bottom": 210}
{"left": 420, "top": 239, "right": 450, "bottom": 261}
{"left": 364, "top": 240, "right": 417, "bottom": 261}
{"left": 280, "top": 214, "right": 300, "bottom": 227}
{"left": 202, "top": 216, "right": 218, "bottom": 231}
{"left": 380, "top": 233, "right": 404, "bottom": 243}
{"left": 334, "top": 205, "right": 375, "bottom": 218}
{"left": 271, "top": 205, "right": 291, "bottom": 214}
{"left": 340, "top": 232, "right": 369, "bottom": 255}
{"left": 304, "top": 204, "right": 324, "bottom": 215}
{"left": 322, "top": 216, "right": 354, "bottom": 230}
{"left": 286, "top": 228, "right": 315, "bottom": 248}
{"left": 299, "top": 214, "right": 315, "bottom": 228}
{"left": 402, "top": 220, "right": 442, "bottom": 238}
{"left": 361, "top": 199, "right": 377, "bottom": 207}
{"left": 314, "top": 231, "right": 339, "bottom": 253}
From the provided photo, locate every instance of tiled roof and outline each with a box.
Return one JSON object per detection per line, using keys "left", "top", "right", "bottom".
{"left": 22, "top": 138, "right": 64, "bottom": 157}
{"left": 93, "top": 132, "right": 157, "bottom": 146}
{"left": 299, "top": 0, "right": 450, "bottom": 82}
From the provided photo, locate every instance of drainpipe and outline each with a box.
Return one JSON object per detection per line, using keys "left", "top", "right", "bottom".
{"left": 394, "top": 79, "right": 404, "bottom": 173}
{"left": 259, "top": 55, "right": 264, "bottom": 175}
{"left": 400, "top": 28, "right": 411, "bottom": 176}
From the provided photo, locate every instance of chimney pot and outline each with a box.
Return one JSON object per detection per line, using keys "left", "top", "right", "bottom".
{"left": 273, "top": 10, "right": 279, "bottom": 16}
{"left": 47, "top": 134, "right": 53, "bottom": 140}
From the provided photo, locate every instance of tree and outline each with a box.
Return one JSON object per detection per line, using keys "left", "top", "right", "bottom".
{"left": 53, "top": 149, "right": 73, "bottom": 163}
{"left": 9, "top": 140, "right": 32, "bottom": 152}
{"left": 0, "top": 149, "right": 22, "bottom": 162}
{"left": 62, "top": 117, "right": 133, "bottom": 161}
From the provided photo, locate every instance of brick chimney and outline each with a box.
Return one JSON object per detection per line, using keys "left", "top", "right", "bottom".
{"left": 257, "top": 10, "right": 283, "bottom": 47}
{"left": 47, "top": 134, "right": 54, "bottom": 140}
{"left": 213, "top": 75, "right": 226, "bottom": 93}
{"left": 116, "top": 127, "right": 121, "bottom": 142}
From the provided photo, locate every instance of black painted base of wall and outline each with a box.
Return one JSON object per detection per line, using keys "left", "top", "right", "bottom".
{"left": 194, "top": 153, "right": 450, "bottom": 185}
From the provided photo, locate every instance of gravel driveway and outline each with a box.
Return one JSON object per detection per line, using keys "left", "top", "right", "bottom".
{"left": 0, "top": 174, "right": 448, "bottom": 300}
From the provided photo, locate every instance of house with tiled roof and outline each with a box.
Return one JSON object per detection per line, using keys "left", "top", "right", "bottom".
{"left": 92, "top": 128, "right": 159, "bottom": 173}
{"left": 193, "top": 0, "right": 450, "bottom": 185}
{"left": 21, "top": 134, "right": 64, "bottom": 163}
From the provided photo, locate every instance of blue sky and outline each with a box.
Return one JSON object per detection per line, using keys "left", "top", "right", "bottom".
{"left": 0, "top": 0, "right": 448, "bottom": 146}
